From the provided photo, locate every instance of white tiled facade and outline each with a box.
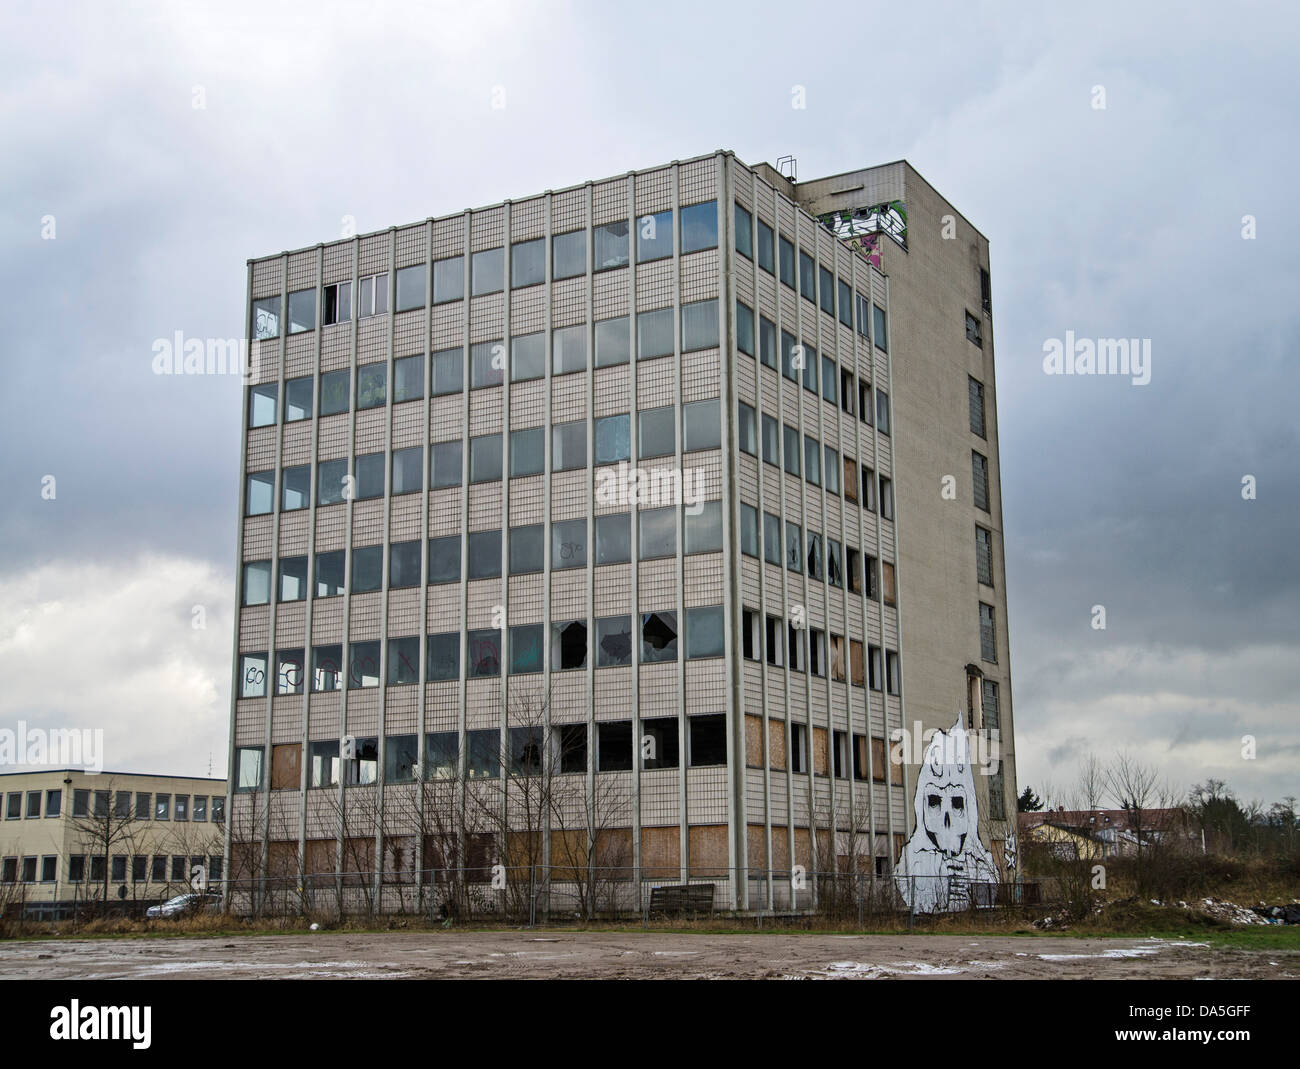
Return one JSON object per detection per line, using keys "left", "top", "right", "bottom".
{"left": 228, "top": 151, "right": 1017, "bottom": 911}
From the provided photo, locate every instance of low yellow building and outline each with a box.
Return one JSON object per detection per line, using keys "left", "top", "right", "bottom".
{"left": 0, "top": 769, "right": 227, "bottom": 916}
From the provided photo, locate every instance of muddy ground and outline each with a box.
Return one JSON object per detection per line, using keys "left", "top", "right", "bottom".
{"left": 1, "top": 931, "right": 1296, "bottom": 979}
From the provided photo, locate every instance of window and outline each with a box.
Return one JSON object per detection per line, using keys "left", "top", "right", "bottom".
{"left": 597, "top": 722, "right": 633, "bottom": 772}
{"left": 355, "top": 362, "right": 387, "bottom": 410}
{"left": 509, "top": 726, "right": 545, "bottom": 775}
{"left": 252, "top": 296, "right": 280, "bottom": 340}
{"left": 799, "top": 251, "right": 815, "bottom": 302}
{"left": 806, "top": 531, "right": 823, "bottom": 580}
{"left": 824, "top": 446, "right": 840, "bottom": 493}
{"left": 683, "top": 399, "right": 720, "bottom": 452}
{"left": 511, "top": 238, "right": 545, "bottom": 288}
{"left": 969, "top": 376, "right": 986, "bottom": 438}
{"left": 553, "top": 230, "right": 586, "bottom": 279}
{"left": 249, "top": 383, "right": 277, "bottom": 428}
{"left": 736, "top": 300, "right": 755, "bottom": 356}
{"left": 738, "top": 401, "right": 757, "bottom": 455}
{"left": 784, "top": 521, "right": 802, "bottom": 572}
{"left": 422, "top": 732, "right": 458, "bottom": 780}
{"left": 840, "top": 370, "right": 855, "bottom": 416}
{"left": 552, "top": 519, "right": 588, "bottom": 570}
{"left": 595, "top": 513, "right": 631, "bottom": 564}
{"left": 470, "top": 340, "right": 504, "bottom": 388}
{"left": 320, "top": 369, "right": 350, "bottom": 416}
{"left": 639, "top": 406, "right": 675, "bottom": 459}
{"left": 875, "top": 389, "right": 891, "bottom": 435}
{"left": 833, "top": 730, "right": 847, "bottom": 778}
{"left": 595, "top": 413, "right": 630, "bottom": 465}
{"left": 740, "top": 503, "right": 759, "bottom": 558}
{"left": 809, "top": 629, "right": 825, "bottom": 676}
{"left": 393, "top": 354, "right": 424, "bottom": 403}
{"left": 596, "top": 615, "right": 633, "bottom": 667}
{"left": 762, "top": 512, "right": 781, "bottom": 565}
{"left": 827, "top": 539, "right": 843, "bottom": 587}
{"left": 838, "top": 280, "right": 853, "bottom": 327}
{"left": 239, "top": 652, "right": 267, "bottom": 698}
{"left": 432, "top": 347, "right": 463, "bottom": 395}
{"left": 763, "top": 616, "right": 782, "bottom": 667}
{"left": 976, "top": 526, "right": 994, "bottom": 586}
{"left": 980, "top": 267, "right": 992, "bottom": 315}
{"left": 801, "top": 342, "right": 818, "bottom": 394}
{"left": 734, "top": 202, "right": 753, "bottom": 259}
{"left": 72, "top": 789, "right": 89, "bottom": 817}
{"left": 154, "top": 791, "right": 172, "bottom": 820}
{"left": 23, "top": 791, "right": 39, "bottom": 818}
{"left": 594, "top": 315, "right": 630, "bottom": 367}
{"left": 685, "top": 501, "right": 722, "bottom": 554}
{"left": 639, "top": 506, "right": 676, "bottom": 560}
{"left": 553, "top": 323, "right": 587, "bottom": 374}
{"left": 313, "top": 644, "right": 343, "bottom": 691}
{"left": 426, "top": 632, "right": 460, "bottom": 681}
{"left": 242, "top": 560, "right": 271, "bottom": 606}
{"left": 761, "top": 414, "right": 779, "bottom": 466}
{"left": 972, "top": 452, "right": 990, "bottom": 511}
{"left": 686, "top": 606, "right": 723, "bottom": 658}
{"left": 965, "top": 310, "right": 983, "bottom": 347}
{"left": 886, "top": 650, "right": 901, "bottom": 695}
{"left": 847, "top": 548, "right": 862, "bottom": 594}
{"left": 843, "top": 456, "right": 858, "bottom": 504}
{"left": 552, "top": 420, "right": 587, "bottom": 472}
{"left": 858, "top": 380, "right": 873, "bottom": 426}
{"left": 471, "top": 247, "right": 504, "bottom": 295}
{"left": 988, "top": 769, "right": 1006, "bottom": 820}
{"left": 689, "top": 715, "right": 726, "bottom": 766}
{"left": 759, "top": 315, "right": 776, "bottom": 368}
{"left": 288, "top": 288, "right": 315, "bottom": 333}
{"left": 819, "top": 266, "right": 835, "bottom": 315}
{"left": 873, "top": 304, "right": 888, "bottom": 351}
{"left": 308, "top": 742, "right": 338, "bottom": 789}
{"left": 637, "top": 209, "right": 673, "bottom": 262}
{"left": 395, "top": 264, "right": 426, "bottom": 312}
{"left": 782, "top": 424, "right": 800, "bottom": 476}
{"left": 756, "top": 218, "right": 775, "bottom": 273}
{"left": 555, "top": 724, "right": 588, "bottom": 773}
{"left": 882, "top": 561, "right": 896, "bottom": 605}
{"left": 742, "top": 609, "right": 758, "bottom": 660}
{"left": 861, "top": 465, "right": 876, "bottom": 511}
{"left": 351, "top": 544, "right": 382, "bottom": 593}
{"left": 879, "top": 476, "right": 894, "bottom": 521}
{"left": 427, "top": 535, "right": 461, "bottom": 585}
{"left": 594, "top": 221, "right": 629, "bottom": 271}
{"left": 509, "top": 428, "right": 544, "bottom": 478}
{"left": 511, "top": 331, "right": 546, "bottom": 382}
{"left": 821, "top": 356, "right": 837, "bottom": 405}
{"left": 193, "top": 796, "right": 207, "bottom": 821}
{"left": 642, "top": 717, "right": 679, "bottom": 769}
{"left": 470, "top": 434, "right": 503, "bottom": 483}
{"left": 45, "top": 790, "right": 61, "bottom": 818}
{"left": 682, "top": 299, "right": 718, "bottom": 352}
{"left": 279, "top": 465, "right": 309, "bottom": 511}
{"left": 778, "top": 235, "right": 795, "bottom": 288}
{"left": 804, "top": 435, "right": 820, "bottom": 486}
{"left": 641, "top": 611, "right": 678, "bottom": 663}
{"left": 829, "top": 634, "right": 846, "bottom": 682}
{"left": 285, "top": 376, "right": 312, "bottom": 421}
{"left": 348, "top": 640, "right": 381, "bottom": 688}
{"left": 358, "top": 272, "right": 389, "bottom": 316}
{"left": 344, "top": 738, "right": 379, "bottom": 786}
{"left": 392, "top": 445, "right": 423, "bottom": 495}
{"left": 780, "top": 330, "right": 799, "bottom": 381}
{"left": 510, "top": 524, "right": 544, "bottom": 574}
{"left": 637, "top": 307, "right": 674, "bottom": 360}
{"left": 982, "top": 679, "right": 1001, "bottom": 731}
{"left": 466, "top": 730, "right": 500, "bottom": 778}
{"left": 174, "top": 795, "right": 190, "bottom": 821}
{"left": 387, "top": 639, "right": 419, "bottom": 686}
{"left": 551, "top": 619, "right": 588, "bottom": 670}
{"left": 430, "top": 439, "right": 463, "bottom": 489}
{"left": 236, "top": 749, "right": 263, "bottom": 790}
{"left": 979, "top": 603, "right": 997, "bottom": 662}
{"left": 353, "top": 452, "right": 384, "bottom": 500}
{"left": 323, "top": 281, "right": 351, "bottom": 325}
{"left": 276, "top": 649, "right": 305, "bottom": 695}
{"left": 245, "top": 471, "right": 274, "bottom": 516}
{"left": 150, "top": 855, "right": 165, "bottom": 882}
{"left": 40, "top": 856, "right": 56, "bottom": 882}
{"left": 680, "top": 200, "right": 717, "bottom": 253}
{"left": 390, "top": 539, "right": 423, "bottom": 587}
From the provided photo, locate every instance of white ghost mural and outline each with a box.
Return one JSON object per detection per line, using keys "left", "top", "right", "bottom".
{"left": 895, "top": 717, "right": 998, "bottom": 912}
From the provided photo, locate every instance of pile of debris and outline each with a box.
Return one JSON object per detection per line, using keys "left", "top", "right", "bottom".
{"left": 1145, "top": 897, "right": 1300, "bottom": 926}
{"left": 1250, "top": 902, "right": 1300, "bottom": 925}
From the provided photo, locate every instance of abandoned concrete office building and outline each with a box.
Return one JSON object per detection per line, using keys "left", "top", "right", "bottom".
{"left": 229, "top": 150, "right": 1017, "bottom": 911}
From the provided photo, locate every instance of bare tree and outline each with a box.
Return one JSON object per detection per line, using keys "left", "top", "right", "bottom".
{"left": 66, "top": 778, "right": 145, "bottom": 913}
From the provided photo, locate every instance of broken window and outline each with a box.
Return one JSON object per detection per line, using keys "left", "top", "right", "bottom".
{"left": 595, "top": 615, "right": 633, "bottom": 667}
{"left": 552, "top": 619, "right": 588, "bottom": 671}
{"left": 597, "top": 721, "right": 633, "bottom": 772}
{"left": 641, "top": 611, "right": 678, "bottom": 663}
{"left": 344, "top": 737, "right": 379, "bottom": 786}
{"left": 642, "top": 717, "right": 680, "bottom": 769}
{"left": 688, "top": 715, "right": 726, "bottom": 767}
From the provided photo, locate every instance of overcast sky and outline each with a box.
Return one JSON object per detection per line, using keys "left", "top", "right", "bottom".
{"left": 1, "top": 0, "right": 1295, "bottom": 807}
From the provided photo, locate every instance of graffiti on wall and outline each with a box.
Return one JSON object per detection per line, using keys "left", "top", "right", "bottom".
{"left": 894, "top": 716, "right": 998, "bottom": 912}
{"left": 818, "top": 200, "right": 908, "bottom": 270}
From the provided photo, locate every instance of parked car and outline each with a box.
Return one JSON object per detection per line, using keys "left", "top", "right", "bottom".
{"left": 145, "top": 893, "right": 222, "bottom": 919}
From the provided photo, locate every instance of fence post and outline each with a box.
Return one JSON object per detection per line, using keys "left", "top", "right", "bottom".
{"left": 908, "top": 874, "right": 915, "bottom": 930}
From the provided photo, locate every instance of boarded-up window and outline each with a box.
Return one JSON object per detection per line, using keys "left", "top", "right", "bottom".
{"left": 871, "top": 737, "right": 887, "bottom": 783}
{"left": 383, "top": 836, "right": 415, "bottom": 883}
{"left": 829, "top": 635, "right": 845, "bottom": 682}
{"left": 271, "top": 743, "right": 301, "bottom": 790}
{"left": 792, "top": 827, "right": 812, "bottom": 870}
{"left": 769, "top": 718, "right": 787, "bottom": 771}
{"left": 882, "top": 562, "right": 896, "bottom": 606}
{"left": 341, "top": 837, "right": 375, "bottom": 885}
{"left": 745, "top": 714, "right": 763, "bottom": 768}
{"left": 549, "top": 829, "right": 587, "bottom": 881}
{"left": 306, "top": 839, "right": 335, "bottom": 880}
{"left": 268, "top": 840, "right": 297, "bottom": 879}
{"left": 595, "top": 828, "right": 634, "bottom": 880}
{"left": 642, "top": 826, "right": 681, "bottom": 880}
{"left": 853, "top": 734, "right": 868, "bottom": 779}
{"left": 771, "top": 826, "right": 791, "bottom": 875}
{"left": 813, "top": 727, "right": 828, "bottom": 776}
{"left": 688, "top": 824, "right": 728, "bottom": 878}
{"left": 747, "top": 824, "right": 765, "bottom": 872}
{"left": 843, "top": 455, "right": 857, "bottom": 502}
{"left": 850, "top": 640, "right": 864, "bottom": 687}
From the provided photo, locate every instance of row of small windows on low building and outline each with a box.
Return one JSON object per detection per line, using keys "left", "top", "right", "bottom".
{"left": 247, "top": 301, "right": 722, "bottom": 430}
{"left": 244, "top": 399, "right": 723, "bottom": 515}
{"left": 241, "top": 503, "right": 724, "bottom": 607}
{"left": 238, "top": 607, "right": 723, "bottom": 698}
{"left": 251, "top": 202, "right": 722, "bottom": 338}
{"left": 740, "top": 611, "right": 901, "bottom": 694}
{"left": 0, "top": 854, "right": 224, "bottom": 885}
{"left": 233, "top": 713, "right": 728, "bottom": 794}
{"left": 4, "top": 788, "right": 223, "bottom": 823}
